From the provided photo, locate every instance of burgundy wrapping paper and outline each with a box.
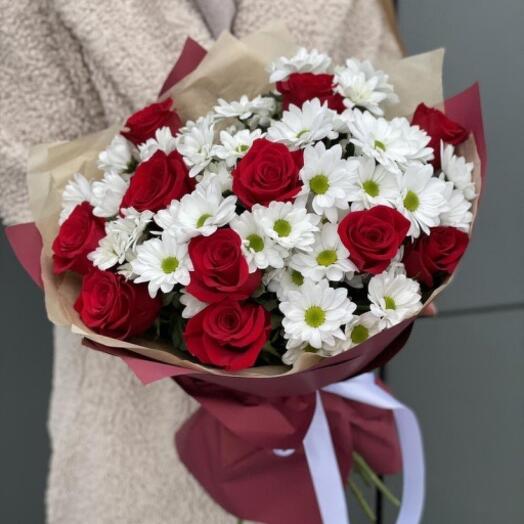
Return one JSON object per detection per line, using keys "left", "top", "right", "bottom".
{"left": 5, "top": 222, "right": 43, "bottom": 288}
{"left": 158, "top": 37, "right": 207, "bottom": 98}
{"left": 5, "top": 37, "right": 487, "bottom": 524}
{"left": 445, "top": 83, "right": 487, "bottom": 183}
{"left": 175, "top": 378, "right": 401, "bottom": 523}
{"left": 81, "top": 316, "right": 414, "bottom": 396}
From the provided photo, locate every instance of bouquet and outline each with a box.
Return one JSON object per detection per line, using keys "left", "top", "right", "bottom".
{"left": 8, "top": 24, "right": 486, "bottom": 524}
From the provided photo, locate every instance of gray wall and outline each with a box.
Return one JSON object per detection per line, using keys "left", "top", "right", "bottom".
{"left": 1, "top": 1, "right": 523, "bottom": 523}
{"left": 0, "top": 227, "right": 52, "bottom": 524}
{"left": 384, "top": 1, "right": 524, "bottom": 523}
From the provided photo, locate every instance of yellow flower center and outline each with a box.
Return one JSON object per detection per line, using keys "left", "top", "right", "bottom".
{"left": 304, "top": 306, "right": 326, "bottom": 328}
{"left": 247, "top": 233, "right": 264, "bottom": 252}
{"left": 196, "top": 213, "right": 212, "bottom": 228}
{"left": 309, "top": 174, "right": 330, "bottom": 195}
{"left": 316, "top": 249, "right": 337, "bottom": 267}
{"left": 273, "top": 219, "right": 292, "bottom": 237}
{"left": 384, "top": 295, "right": 396, "bottom": 310}
{"left": 363, "top": 180, "right": 380, "bottom": 197}
{"left": 350, "top": 324, "right": 369, "bottom": 344}
{"left": 161, "top": 256, "right": 179, "bottom": 274}
{"left": 374, "top": 139, "right": 386, "bottom": 151}
{"left": 403, "top": 190, "right": 420, "bottom": 212}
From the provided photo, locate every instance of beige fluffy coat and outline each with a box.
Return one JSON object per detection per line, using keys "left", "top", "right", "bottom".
{"left": 0, "top": 1, "right": 400, "bottom": 522}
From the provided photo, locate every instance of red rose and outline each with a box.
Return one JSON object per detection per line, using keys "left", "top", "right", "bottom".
{"left": 403, "top": 226, "right": 469, "bottom": 287}
{"left": 120, "top": 150, "right": 195, "bottom": 212}
{"left": 338, "top": 206, "right": 410, "bottom": 275}
{"left": 74, "top": 269, "right": 161, "bottom": 339}
{"left": 276, "top": 73, "right": 345, "bottom": 112}
{"left": 184, "top": 300, "right": 271, "bottom": 370}
{"left": 411, "top": 103, "right": 469, "bottom": 168}
{"left": 232, "top": 138, "right": 303, "bottom": 209}
{"left": 121, "top": 98, "right": 182, "bottom": 145}
{"left": 52, "top": 202, "right": 105, "bottom": 275}
{"left": 187, "top": 228, "right": 261, "bottom": 303}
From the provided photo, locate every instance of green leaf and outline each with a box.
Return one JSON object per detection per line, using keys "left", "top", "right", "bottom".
{"left": 171, "top": 313, "right": 187, "bottom": 353}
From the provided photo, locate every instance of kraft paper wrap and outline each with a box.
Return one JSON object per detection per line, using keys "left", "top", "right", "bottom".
{"left": 25, "top": 25, "right": 482, "bottom": 379}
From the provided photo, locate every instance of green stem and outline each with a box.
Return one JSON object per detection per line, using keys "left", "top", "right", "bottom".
{"left": 348, "top": 478, "right": 377, "bottom": 522}
{"left": 354, "top": 463, "right": 371, "bottom": 487}
{"left": 353, "top": 452, "right": 400, "bottom": 507}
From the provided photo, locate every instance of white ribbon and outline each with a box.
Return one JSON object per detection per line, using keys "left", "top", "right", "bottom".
{"left": 274, "top": 372, "right": 425, "bottom": 524}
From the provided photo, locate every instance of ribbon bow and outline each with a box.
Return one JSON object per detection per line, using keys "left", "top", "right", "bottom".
{"left": 175, "top": 372, "right": 424, "bottom": 524}
{"left": 302, "top": 372, "right": 425, "bottom": 523}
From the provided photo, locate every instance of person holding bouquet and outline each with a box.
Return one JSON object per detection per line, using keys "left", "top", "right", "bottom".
{"left": 0, "top": 1, "right": 403, "bottom": 523}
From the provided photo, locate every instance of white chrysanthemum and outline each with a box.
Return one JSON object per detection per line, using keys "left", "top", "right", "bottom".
{"left": 87, "top": 233, "right": 126, "bottom": 270}
{"left": 290, "top": 223, "right": 356, "bottom": 282}
{"left": 212, "top": 128, "right": 263, "bottom": 167}
{"left": 396, "top": 163, "right": 449, "bottom": 238}
{"left": 280, "top": 279, "right": 356, "bottom": 349}
{"left": 440, "top": 142, "right": 476, "bottom": 200}
{"left": 347, "top": 156, "right": 400, "bottom": 210}
{"left": 138, "top": 126, "right": 178, "bottom": 162}
{"left": 281, "top": 338, "right": 331, "bottom": 365}
{"left": 344, "top": 312, "right": 382, "bottom": 349}
{"left": 131, "top": 235, "right": 192, "bottom": 298}
{"left": 176, "top": 115, "right": 215, "bottom": 177}
{"left": 368, "top": 268, "right": 422, "bottom": 329}
{"left": 326, "top": 310, "right": 383, "bottom": 356}
{"left": 349, "top": 110, "right": 408, "bottom": 174}
{"left": 266, "top": 99, "right": 338, "bottom": 148}
{"left": 154, "top": 181, "right": 236, "bottom": 241}
{"left": 253, "top": 201, "right": 320, "bottom": 252}
{"left": 59, "top": 173, "right": 93, "bottom": 224}
{"left": 153, "top": 200, "right": 180, "bottom": 233}
{"left": 393, "top": 117, "right": 434, "bottom": 164}
{"left": 264, "top": 267, "right": 308, "bottom": 301}
{"left": 349, "top": 110, "right": 432, "bottom": 174}
{"left": 97, "top": 134, "right": 134, "bottom": 174}
{"left": 88, "top": 208, "right": 153, "bottom": 270}
{"left": 198, "top": 161, "right": 233, "bottom": 193}
{"left": 213, "top": 95, "right": 276, "bottom": 124}
{"left": 282, "top": 341, "right": 309, "bottom": 365}
{"left": 230, "top": 210, "right": 286, "bottom": 272}
{"left": 439, "top": 182, "right": 473, "bottom": 232}
{"left": 332, "top": 108, "right": 356, "bottom": 134}
{"left": 296, "top": 142, "right": 354, "bottom": 222}
{"left": 333, "top": 58, "right": 398, "bottom": 116}
{"left": 268, "top": 47, "right": 332, "bottom": 82}
{"left": 91, "top": 172, "right": 130, "bottom": 218}
{"left": 179, "top": 288, "right": 208, "bottom": 319}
